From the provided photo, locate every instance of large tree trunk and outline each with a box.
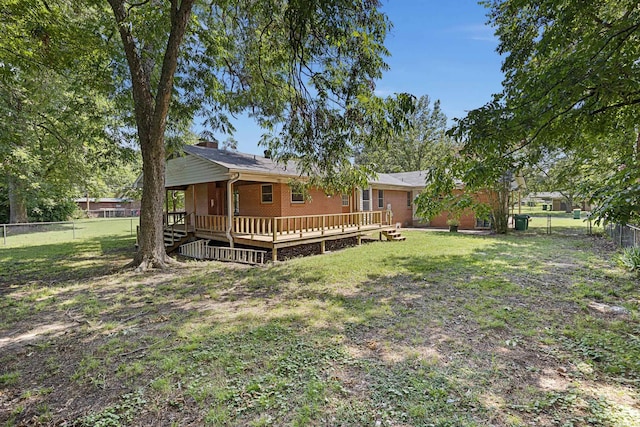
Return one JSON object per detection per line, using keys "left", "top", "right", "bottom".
{"left": 130, "top": 132, "right": 170, "bottom": 269}
{"left": 109, "top": 0, "right": 195, "bottom": 270}
{"left": 492, "top": 180, "right": 510, "bottom": 234}
{"left": 8, "top": 176, "right": 28, "bottom": 223}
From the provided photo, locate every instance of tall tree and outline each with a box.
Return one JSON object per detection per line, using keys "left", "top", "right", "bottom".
{"left": 0, "top": 1, "right": 131, "bottom": 223}
{"left": 103, "top": 0, "right": 411, "bottom": 269}
{"left": 4, "top": 1, "right": 411, "bottom": 268}
{"left": 455, "top": 0, "right": 640, "bottom": 224}
{"left": 0, "top": 67, "right": 125, "bottom": 223}
{"left": 357, "top": 95, "right": 453, "bottom": 172}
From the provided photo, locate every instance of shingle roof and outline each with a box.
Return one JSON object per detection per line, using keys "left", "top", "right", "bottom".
{"left": 184, "top": 145, "right": 302, "bottom": 177}
{"left": 369, "top": 172, "right": 415, "bottom": 188}
{"left": 386, "top": 171, "right": 429, "bottom": 187}
{"left": 74, "top": 198, "right": 132, "bottom": 203}
{"left": 182, "top": 145, "right": 435, "bottom": 189}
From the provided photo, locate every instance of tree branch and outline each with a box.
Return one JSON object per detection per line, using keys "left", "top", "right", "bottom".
{"left": 149, "top": 0, "right": 195, "bottom": 144}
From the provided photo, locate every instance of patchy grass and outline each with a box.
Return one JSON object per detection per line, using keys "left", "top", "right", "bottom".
{"left": 0, "top": 227, "right": 638, "bottom": 426}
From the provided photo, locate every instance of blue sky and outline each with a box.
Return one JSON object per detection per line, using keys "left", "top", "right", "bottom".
{"left": 214, "top": 1, "right": 504, "bottom": 155}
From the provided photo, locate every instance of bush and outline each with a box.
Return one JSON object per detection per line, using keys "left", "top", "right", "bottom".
{"left": 28, "top": 197, "right": 77, "bottom": 223}
{"left": 618, "top": 247, "right": 640, "bottom": 272}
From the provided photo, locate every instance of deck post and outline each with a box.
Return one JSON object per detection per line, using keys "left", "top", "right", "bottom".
{"left": 357, "top": 234, "right": 362, "bottom": 245}
{"left": 272, "top": 218, "right": 278, "bottom": 242}
{"left": 227, "top": 174, "right": 240, "bottom": 248}
{"left": 320, "top": 240, "right": 325, "bottom": 254}
{"left": 321, "top": 216, "right": 325, "bottom": 236}
{"left": 272, "top": 246, "right": 278, "bottom": 262}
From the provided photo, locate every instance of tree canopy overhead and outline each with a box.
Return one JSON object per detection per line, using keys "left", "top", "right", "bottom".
{"left": 448, "top": 0, "right": 640, "bottom": 225}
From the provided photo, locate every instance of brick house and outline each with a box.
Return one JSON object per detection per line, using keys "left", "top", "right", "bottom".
{"left": 74, "top": 197, "right": 141, "bottom": 217}
{"left": 155, "top": 142, "right": 490, "bottom": 261}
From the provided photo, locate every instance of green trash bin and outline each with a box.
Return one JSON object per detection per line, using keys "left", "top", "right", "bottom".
{"left": 573, "top": 209, "right": 581, "bottom": 219}
{"left": 514, "top": 214, "right": 530, "bottom": 231}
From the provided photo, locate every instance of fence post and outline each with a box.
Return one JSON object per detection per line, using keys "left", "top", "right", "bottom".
{"left": 620, "top": 225, "right": 623, "bottom": 247}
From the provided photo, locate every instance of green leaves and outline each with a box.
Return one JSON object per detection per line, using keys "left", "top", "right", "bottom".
{"left": 356, "top": 94, "right": 452, "bottom": 173}
{"left": 455, "top": 1, "right": 640, "bottom": 226}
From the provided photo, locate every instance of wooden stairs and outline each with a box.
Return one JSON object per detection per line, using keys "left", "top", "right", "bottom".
{"left": 164, "top": 228, "right": 190, "bottom": 252}
{"left": 382, "top": 228, "right": 406, "bottom": 241}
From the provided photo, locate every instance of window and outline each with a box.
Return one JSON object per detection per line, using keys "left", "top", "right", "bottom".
{"left": 341, "top": 194, "right": 349, "bottom": 206}
{"left": 378, "top": 189, "right": 384, "bottom": 209}
{"left": 476, "top": 218, "right": 491, "bottom": 229}
{"left": 407, "top": 191, "right": 412, "bottom": 208}
{"left": 261, "top": 184, "right": 273, "bottom": 203}
{"left": 362, "top": 189, "right": 370, "bottom": 211}
{"left": 291, "top": 189, "right": 304, "bottom": 204}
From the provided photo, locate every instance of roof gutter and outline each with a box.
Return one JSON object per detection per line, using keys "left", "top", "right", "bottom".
{"left": 226, "top": 173, "right": 241, "bottom": 248}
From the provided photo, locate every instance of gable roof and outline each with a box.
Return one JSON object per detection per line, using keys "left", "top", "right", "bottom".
{"left": 184, "top": 145, "right": 301, "bottom": 177}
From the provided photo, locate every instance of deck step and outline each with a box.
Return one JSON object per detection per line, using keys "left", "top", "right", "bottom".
{"left": 381, "top": 229, "right": 406, "bottom": 242}
{"left": 164, "top": 228, "right": 189, "bottom": 248}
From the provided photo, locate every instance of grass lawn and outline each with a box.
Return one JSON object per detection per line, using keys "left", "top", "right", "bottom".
{"left": 0, "top": 223, "right": 638, "bottom": 426}
{"left": 0, "top": 218, "right": 139, "bottom": 248}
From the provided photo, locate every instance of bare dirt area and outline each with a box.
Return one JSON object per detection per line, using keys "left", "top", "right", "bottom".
{"left": 1, "top": 231, "right": 639, "bottom": 426}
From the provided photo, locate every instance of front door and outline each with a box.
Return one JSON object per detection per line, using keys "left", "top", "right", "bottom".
{"left": 208, "top": 183, "right": 226, "bottom": 216}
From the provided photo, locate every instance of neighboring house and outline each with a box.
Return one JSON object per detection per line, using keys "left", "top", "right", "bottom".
{"left": 147, "top": 141, "right": 490, "bottom": 261}
{"left": 74, "top": 197, "right": 141, "bottom": 217}
{"left": 526, "top": 192, "right": 593, "bottom": 212}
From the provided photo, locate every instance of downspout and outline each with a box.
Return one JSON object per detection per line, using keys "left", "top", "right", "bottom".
{"left": 226, "top": 173, "right": 240, "bottom": 248}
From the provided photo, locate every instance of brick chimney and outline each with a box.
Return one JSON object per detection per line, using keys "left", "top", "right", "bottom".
{"left": 197, "top": 139, "right": 219, "bottom": 149}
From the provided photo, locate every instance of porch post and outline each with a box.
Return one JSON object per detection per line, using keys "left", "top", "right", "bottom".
{"left": 226, "top": 175, "right": 240, "bottom": 248}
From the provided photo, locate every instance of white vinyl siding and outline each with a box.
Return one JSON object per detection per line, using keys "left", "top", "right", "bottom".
{"left": 165, "top": 154, "right": 229, "bottom": 187}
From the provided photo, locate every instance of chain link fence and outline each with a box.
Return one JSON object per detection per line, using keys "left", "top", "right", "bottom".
{"left": 605, "top": 223, "right": 640, "bottom": 248}
{"left": 1, "top": 217, "right": 139, "bottom": 247}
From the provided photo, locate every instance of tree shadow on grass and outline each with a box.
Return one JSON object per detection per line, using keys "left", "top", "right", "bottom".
{"left": 1, "top": 232, "right": 637, "bottom": 426}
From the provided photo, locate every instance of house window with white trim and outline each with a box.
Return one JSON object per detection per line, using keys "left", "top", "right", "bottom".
{"left": 341, "top": 194, "right": 349, "bottom": 206}
{"left": 362, "top": 189, "right": 370, "bottom": 211}
{"left": 261, "top": 184, "right": 273, "bottom": 203}
{"left": 291, "top": 189, "right": 304, "bottom": 204}
{"left": 378, "top": 190, "right": 384, "bottom": 209}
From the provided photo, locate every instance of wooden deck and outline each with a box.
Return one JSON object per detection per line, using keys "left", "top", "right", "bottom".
{"left": 169, "top": 211, "right": 396, "bottom": 261}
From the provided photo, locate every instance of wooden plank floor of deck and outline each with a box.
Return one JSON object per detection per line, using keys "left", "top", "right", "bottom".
{"left": 193, "top": 223, "right": 392, "bottom": 248}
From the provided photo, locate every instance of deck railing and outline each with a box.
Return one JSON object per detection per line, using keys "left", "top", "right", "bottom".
{"left": 195, "top": 214, "right": 226, "bottom": 233}
{"left": 179, "top": 240, "right": 266, "bottom": 264}
{"left": 164, "top": 211, "right": 187, "bottom": 227}
{"left": 194, "top": 210, "right": 391, "bottom": 242}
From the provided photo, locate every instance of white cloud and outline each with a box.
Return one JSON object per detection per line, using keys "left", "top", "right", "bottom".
{"left": 447, "top": 24, "right": 497, "bottom": 42}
